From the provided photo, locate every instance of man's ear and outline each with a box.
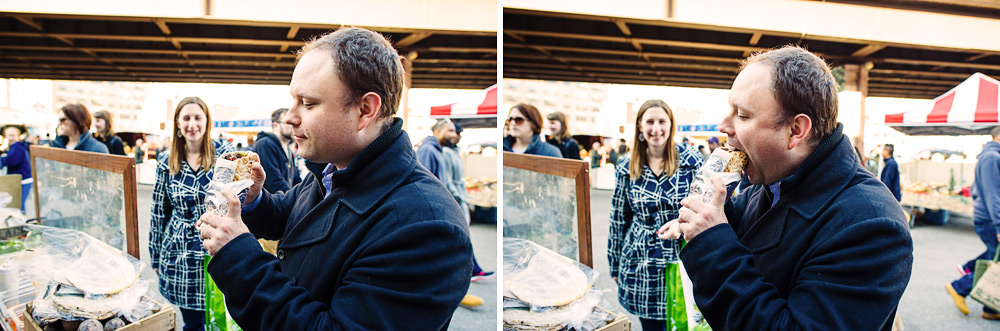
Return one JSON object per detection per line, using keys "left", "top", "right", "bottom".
{"left": 787, "top": 114, "right": 812, "bottom": 150}
{"left": 356, "top": 92, "right": 382, "bottom": 131}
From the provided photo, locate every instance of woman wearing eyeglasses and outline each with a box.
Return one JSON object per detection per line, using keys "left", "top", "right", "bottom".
{"left": 502, "top": 104, "right": 560, "bottom": 158}
{"left": 50, "top": 104, "right": 109, "bottom": 154}
{"left": 608, "top": 99, "right": 702, "bottom": 331}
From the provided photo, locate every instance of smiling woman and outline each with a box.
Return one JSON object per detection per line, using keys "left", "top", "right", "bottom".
{"left": 608, "top": 99, "right": 703, "bottom": 330}
{"left": 150, "top": 95, "right": 235, "bottom": 331}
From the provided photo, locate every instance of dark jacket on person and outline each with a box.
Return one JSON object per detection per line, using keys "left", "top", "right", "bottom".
{"left": 880, "top": 156, "right": 901, "bottom": 201}
{"left": 50, "top": 131, "right": 109, "bottom": 154}
{"left": 680, "top": 124, "right": 913, "bottom": 330}
{"left": 207, "top": 118, "right": 472, "bottom": 330}
{"left": 253, "top": 131, "right": 301, "bottom": 194}
{"left": 1, "top": 141, "right": 31, "bottom": 180}
{"left": 547, "top": 136, "right": 582, "bottom": 160}
{"left": 502, "top": 134, "right": 561, "bottom": 158}
{"left": 973, "top": 141, "right": 1000, "bottom": 233}
{"left": 95, "top": 134, "right": 126, "bottom": 155}
{"left": 416, "top": 135, "right": 446, "bottom": 181}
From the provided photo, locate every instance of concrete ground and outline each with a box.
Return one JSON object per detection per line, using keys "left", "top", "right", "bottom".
{"left": 24, "top": 183, "right": 496, "bottom": 330}
{"left": 588, "top": 188, "right": 998, "bottom": 330}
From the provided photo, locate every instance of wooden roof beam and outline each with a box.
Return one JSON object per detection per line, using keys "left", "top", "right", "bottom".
{"left": 504, "top": 29, "right": 764, "bottom": 53}
{"left": 506, "top": 43, "right": 739, "bottom": 63}
{"left": 286, "top": 26, "right": 300, "bottom": 40}
{"left": 395, "top": 32, "right": 433, "bottom": 48}
{"left": 11, "top": 15, "right": 44, "bottom": 31}
{"left": 851, "top": 44, "right": 886, "bottom": 57}
{"left": 153, "top": 19, "right": 171, "bottom": 35}
{"left": 882, "top": 58, "right": 1000, "bottom": 71}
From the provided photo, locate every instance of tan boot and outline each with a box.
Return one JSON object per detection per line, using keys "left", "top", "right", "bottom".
{"left": 460, "top": 294, "right": 483, "bottom": 308}
{"left": 945, "top": 283, "right": 969, "bottom": 315}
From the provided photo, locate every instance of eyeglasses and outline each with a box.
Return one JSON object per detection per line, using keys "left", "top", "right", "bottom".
{"left": 507, "top": 116, "right": 526, "bottom": 125}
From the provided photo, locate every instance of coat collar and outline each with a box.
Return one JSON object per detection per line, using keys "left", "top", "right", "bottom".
{"left": 306, "top": 118, "right": 410, "bottom": 215}
{"left": 503, "top": 134, "right": 544, "bottom": 153}
{"left": 739, "top": 123, "right": 853, "bottom": 252}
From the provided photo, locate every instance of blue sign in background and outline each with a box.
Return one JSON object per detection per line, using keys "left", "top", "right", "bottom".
{"left": 213, "top": 119, "right": 270, "bottom": 128}
{"left": 677, "top": 124, "right": 718, "bottom": 132}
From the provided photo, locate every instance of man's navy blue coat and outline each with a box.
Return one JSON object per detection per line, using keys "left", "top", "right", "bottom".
{"left": 207, "top": 119, "right": 473, "bottom": 330}
{"left": 680, "top": 124, "right": 913, "bottom": 330}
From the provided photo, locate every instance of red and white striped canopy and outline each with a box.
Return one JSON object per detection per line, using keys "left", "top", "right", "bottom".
{"left": 885, "top": 73, "right": 999, "bottom": 135}
{"left": 430, "top": 84, "right": 497, "bottom": 118}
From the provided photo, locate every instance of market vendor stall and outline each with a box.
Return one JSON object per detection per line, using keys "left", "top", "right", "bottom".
{"left": 430, "top": 84, "right": 497, "bottom": 129}
{"left": 885, "top": 73, "right": 999, "bottom": 227}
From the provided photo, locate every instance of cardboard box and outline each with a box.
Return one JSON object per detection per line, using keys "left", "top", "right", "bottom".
{"left": 23, "top": 297, "right": 176, "bottom": 331}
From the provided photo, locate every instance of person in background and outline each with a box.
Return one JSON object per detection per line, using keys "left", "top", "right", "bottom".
{"left": 546, "top": 111, "right": 581, "bottom": 160}
{"left": 609, "top": 99, "right": 703, "bottom": 330}
{"left": 590, "top": 142, "right": 603, "bottom": 168}
{"left": 134, "top": 138, "right": 146, "bottom": 164}
{"left": 503, "top": 104, "right": 561, "bottom": 157}
{"left": 254, "top": 108, "right": 301, "bottom": 194}
{"left": 697, "top": 145, "right": 709, "bottom": 160}
{"left": 417, "top": 119, "right": 456, "bottom": 181}
{"left": 880, "top": 144, "right": 901, "bottom": 202}
{"left": 946, "top": 126, "right": 1000, "bottom": 321}
{"left": 51, "top": 104, "right": 108, "bottom": 154}
{"left": 607, "top": 141, "right": 618, "bottom": 165}
{"left": 441, "top": 123, "right": 495, "bottom": 285}
{"left": 618, "top": 143, "right": 628, "bottom": 163}
{"left": 149, "top": 96, "right": 234, "bottom": 331}
{"left": 0, "top": 126, "right": 31, "bottom": 213}
{"left": 93, "top": 110, "right": 126, "bottom": 155}
{"left": 707, "top": 136, "right": 720, "bottom": 153}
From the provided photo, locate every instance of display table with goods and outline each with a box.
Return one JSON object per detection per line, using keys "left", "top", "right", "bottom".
{"left": 901, "top": 181, "right": 973, "bottom": 227}
{"left": 0, "top": 147, "right": 177, "bottom": 331}
{"left": 465, "top": 177, "right": 497, "bottom": 223}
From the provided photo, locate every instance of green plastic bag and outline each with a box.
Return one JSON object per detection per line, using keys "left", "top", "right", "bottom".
{"left": 664, "top": 262, "right": 689, "bottom": 331}
{"left": 205, "top": 255, "right": 243, "bottom": 331}
{"left": 666, "top": 241, "right": 712, "bottom": 330}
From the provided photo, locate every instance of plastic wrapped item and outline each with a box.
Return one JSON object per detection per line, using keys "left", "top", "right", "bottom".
{"left": 17, "top": 225, "right": 143, "bottom": 296}
{"left": 120, "top": 296, "right": 159, "bottom": 324}
{"left": 503, "top": 289, "right": 607, "bottom": 331}
{"left": 503, "top": 238, "right": 597, "bottom": 309}
{"left": 31, "top": 280, "right": 149, "bottom": 324}
{"left": 204, "top": 152, "right": 258, "bottom": 217}
{"left": 0, "top": 193, "right": 26, "bottom": 229}
{"left": 688, "top": 147, "right": 746, "bottom": 204}
{"left": 12, "top": 225, "right": 149, "bottom": 325}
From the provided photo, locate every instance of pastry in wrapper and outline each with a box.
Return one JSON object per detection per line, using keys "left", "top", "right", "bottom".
{"left": 217, "top": 151, "right": 259, "bottom": 182}
{"left": 721, "top": 147, "right": 747, "bottom": 174}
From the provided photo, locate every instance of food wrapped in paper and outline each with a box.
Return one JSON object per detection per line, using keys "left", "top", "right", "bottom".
{"left": 205, "top": 151, "right": 258, "bottom": 217}
{"left": 689, "top": 146, "right": 746, "bottom": 203}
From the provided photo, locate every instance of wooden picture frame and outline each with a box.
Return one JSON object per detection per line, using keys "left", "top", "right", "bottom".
{"left": 29, "top": 146, "right": 139, "bottom": 258}
{"left": 502, "top": 152, "right": 592, "bottom": 267}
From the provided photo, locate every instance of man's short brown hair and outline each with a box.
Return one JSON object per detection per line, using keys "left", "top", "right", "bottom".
{"left": 742, "top": 45, "right": 839, "bottom": 144}
{"left": 298, "top": 27, "right": 405, "bottom": 130}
